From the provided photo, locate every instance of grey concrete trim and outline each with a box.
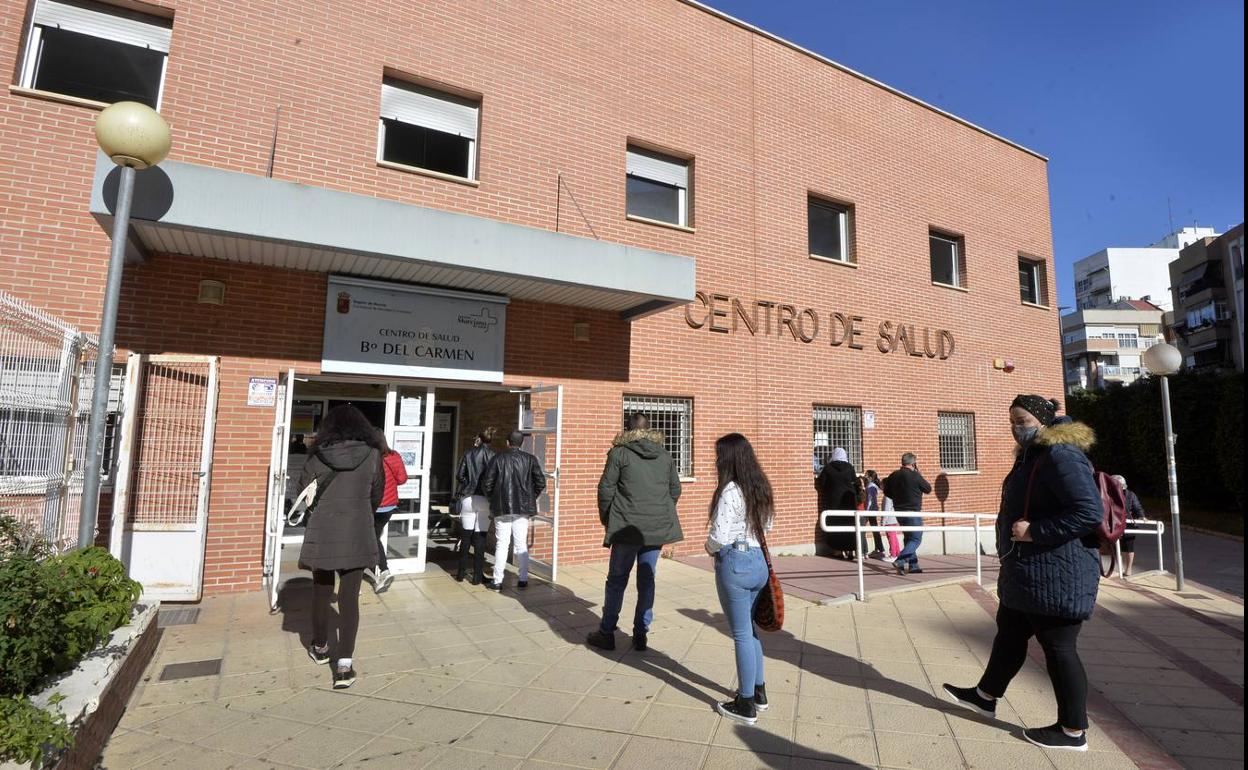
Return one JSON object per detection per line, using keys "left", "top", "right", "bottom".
{"left": 679, "top": 0, "right": 1048, "bottom": 162}
{"left": 89, "top": 154, "right": 695, "bottom": 309}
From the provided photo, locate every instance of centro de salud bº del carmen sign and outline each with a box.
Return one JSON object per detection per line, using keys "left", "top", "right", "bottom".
{"left": 683, "top": 290, "right": 956, "bottom": 359}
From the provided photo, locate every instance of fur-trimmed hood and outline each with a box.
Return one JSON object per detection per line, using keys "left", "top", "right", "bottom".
{"left": 1034, "top": 419, "right": 1096, "bottom": 452}
{"left": 612, "top": 429, "right": 666, "bottom": 459}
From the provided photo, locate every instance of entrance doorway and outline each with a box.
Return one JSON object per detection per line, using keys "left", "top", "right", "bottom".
{"left": 264, "top": 376, "right": 562, "bottom": 609}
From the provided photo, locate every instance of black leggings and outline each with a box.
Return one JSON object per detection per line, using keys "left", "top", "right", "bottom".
{"left": 978, "top": 604, "right": 1088, "bottom": 729}
{"left": 311, "top": 567, "right": 364, "bottom": 660}
{"left": 374, "top": 513, "right": 392, "bottom": 571}
{"left": 458, "top": 530, "right": 487, "bottom": 580}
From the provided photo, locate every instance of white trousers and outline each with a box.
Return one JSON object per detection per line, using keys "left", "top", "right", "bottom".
{"left": 493, "top": 514, "right": 530, "bottom": 583}
{"left": 459, "top": 495, "right": 491, "bottom": 533}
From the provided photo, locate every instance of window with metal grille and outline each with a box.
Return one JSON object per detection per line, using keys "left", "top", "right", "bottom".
{"left": 813, "top": 405, "right": 863, "bottom": 471}
{"left": 622, "top": 395, "right": 692, "bottom": 477}
{"left": 938, "top": 412, "right": 977, "bottom": 472}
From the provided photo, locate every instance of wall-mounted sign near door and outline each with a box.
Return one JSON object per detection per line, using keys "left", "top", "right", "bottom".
{"left": 322, "top": 275, "right": 508, "bottom": 382}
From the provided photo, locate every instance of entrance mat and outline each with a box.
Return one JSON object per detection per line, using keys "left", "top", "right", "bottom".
{"left": 158, "top": 658, "right": 221, "bottom": 681}
{"left": 157, "top": 607, "right": 201, "bottom": 627}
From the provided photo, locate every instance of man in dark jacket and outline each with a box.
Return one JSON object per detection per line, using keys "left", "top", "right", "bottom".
{"left": 587, "top": 414, "right": 683, "bottom": 652}
{"left": 883, "top": 452, "right": 932, "bottom": 574}
{"left": 480, "top": 430, "right": 546, "bottom": 591}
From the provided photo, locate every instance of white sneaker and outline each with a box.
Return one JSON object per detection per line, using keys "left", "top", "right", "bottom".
{"left": 363, "top": 568, "right": 377, "bottom": 585}
{"left": 374, "top": 569, "right": 393, "bottom": 594}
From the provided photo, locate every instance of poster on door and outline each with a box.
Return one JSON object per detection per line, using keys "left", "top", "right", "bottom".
{"left": 322, "top": 276, "right": 508, "bottom": 382}
{"left": 393, "top": 430, "right": 424, "bottom": 473}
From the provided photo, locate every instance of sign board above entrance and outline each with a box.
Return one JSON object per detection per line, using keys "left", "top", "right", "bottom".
{"left": 322, "top": 276, "right": 508, "bottom": 382}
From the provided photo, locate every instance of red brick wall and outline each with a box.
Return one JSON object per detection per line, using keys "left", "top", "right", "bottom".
{"left": 1, "top": 0, "right": 1058, "bottom": 593}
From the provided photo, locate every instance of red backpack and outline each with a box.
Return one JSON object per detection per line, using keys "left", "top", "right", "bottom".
{"left": 1023, "top": 458, "right": 1128, "bottom": 578}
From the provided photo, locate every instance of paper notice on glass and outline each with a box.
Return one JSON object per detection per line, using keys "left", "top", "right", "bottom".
{"left": 397, "top": 478, "right": 421, "bottom": 500}
{"left": 399, "top": 396, "right": 422, "bottom": 426}
{"left": 814, "top": 432, "right": 830, "bottom": 447}
{"left": 864, "top": 411, "right": 876, "bottom": 430}
{"left": 393, "top": 431, "right": 424, "bottom": 473}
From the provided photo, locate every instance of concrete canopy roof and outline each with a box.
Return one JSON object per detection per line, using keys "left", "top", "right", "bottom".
{"left": 89, "top": 154, "right": 695, "bottom": 320}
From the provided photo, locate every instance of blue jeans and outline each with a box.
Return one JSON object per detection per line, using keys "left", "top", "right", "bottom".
{"left": 600, "top": 544, "right": 662, "bottom": 635}
{"left": 896, "top": 515, "right": 923, "bottom": 567}
{"left": 715, "top": 544, "right": 769, "bottom": 698}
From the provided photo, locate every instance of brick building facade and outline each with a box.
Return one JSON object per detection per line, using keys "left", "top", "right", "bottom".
{"left": 1, "top": 0, "right": 1059, "bottom": 596}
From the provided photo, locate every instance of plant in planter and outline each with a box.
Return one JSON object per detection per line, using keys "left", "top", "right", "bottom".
{"left": 0, "top": 515, "right": 142, "bottom": 767}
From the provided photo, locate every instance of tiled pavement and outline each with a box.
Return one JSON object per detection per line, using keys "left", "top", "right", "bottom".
{"left": 101, "top": 558, "right": 1243, "bottom": 769}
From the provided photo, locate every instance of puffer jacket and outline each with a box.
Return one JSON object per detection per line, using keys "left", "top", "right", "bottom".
{"left": 481, "top": 447, "right": 547, "bottom": 518}
{"left": 997, "top": 418, "right": 1104, "bottom": 620}
{"left": 455, "top": 442, "right": 496, "bottom": 499}
{"left": 298, "top": 441, "right": 384, "bottom": 571}
{"left": 597, "top": 429, "right": 683, "bottom": 547}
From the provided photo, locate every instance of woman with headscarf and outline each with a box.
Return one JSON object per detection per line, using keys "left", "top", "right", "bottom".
{"left": 815, "top": 447, "right": 859, "bottom": 559}
{"left": 943, "top": 395, "right": 1103, "bottom": 752}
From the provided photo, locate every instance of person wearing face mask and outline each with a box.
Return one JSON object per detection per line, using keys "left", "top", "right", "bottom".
{"left": 942, "top": 395, "right": 1103, "bottom": 753}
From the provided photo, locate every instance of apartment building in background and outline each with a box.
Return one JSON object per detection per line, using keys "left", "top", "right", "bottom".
{"left": 1169, "top": 224, "right": 1245, "bottom": 372}
{"left": 1074, "top": 226, "right": 1219, "bottom": 311}
{"left": 1061, "top": 300, "right": 1166, "bottom": 391}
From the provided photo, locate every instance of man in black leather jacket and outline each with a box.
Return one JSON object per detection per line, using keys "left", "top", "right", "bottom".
{"left": 453, "top": 427, "right": 496, "bottom": 585}
{"left": 480, "top": 430, "right": 547, "bottom": 590}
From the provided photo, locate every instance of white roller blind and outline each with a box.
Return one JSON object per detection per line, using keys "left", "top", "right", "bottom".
{"left": 33, "top": 0, "right": 172, "bottom": 52}
{"left": 380, "top": 81, "right": 478, "bottom": 140}
{"left": 627, "top": 148, "right": 688, "bottom": 189}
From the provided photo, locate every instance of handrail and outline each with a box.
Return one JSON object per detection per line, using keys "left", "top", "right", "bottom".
{"left": 1116, "top": 521, "right": 1166, "bottom": 578}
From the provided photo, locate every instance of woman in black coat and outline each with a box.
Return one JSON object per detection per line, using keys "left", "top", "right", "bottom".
{"left": 943, "top": 395, "right": 1103, "bottom": 752}
{"left": 297, "top": 405, "right": 384, "bottom": 690}
{"left": 815, "top": 447, "right": 860, "bottom": 558}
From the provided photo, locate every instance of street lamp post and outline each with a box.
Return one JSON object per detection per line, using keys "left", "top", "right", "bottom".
{"left": 1141, "top": 342, "right": 1185, "bottom": 590}
{"left": 77, "top": 102, "right": 171, "bottom": 549}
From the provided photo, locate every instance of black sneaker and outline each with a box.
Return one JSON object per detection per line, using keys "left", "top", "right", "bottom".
{"left": 468, "top": 575, "right": 482, "bottom": 586}
{"left": 909, "top": 567, "right": 924, "bottom": 574}
{"left": 484, "top": 581, "right": 502, "bottom": 592}
{"left": 752, "top": 684, "right": 769, "bottom": 711}
{"left": 942, "top": 684, "right": 997, "bottom": 719}
{"left": 454, "top": 572, "right": 466, "bottom": 583}
{"left": 1024, "top": 724, "right": 1088, "bottom": 752}
{"left": 716, "top": 694, "right": 758, "bottom": 725}
{"left": 632, "top": 632, "right": 647, "bottom": 652}
{"left": 307, "top": 643, "right": 330, "bottom": 665}
{"left": 517, "top": 580, "right": 528, "bottom": 590}
{"left": 332, "top": 667, "right": 356, "bottom": 689}
{"left": 893, "top": 558, "right": 908, "bottom": 575}
{"left": 586, "top": 630, "right": 616, "bottom": 651}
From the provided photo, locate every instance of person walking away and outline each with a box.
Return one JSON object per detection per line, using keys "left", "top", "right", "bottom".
{"left": 706, "top": 433, "right": 775, "bottom": 725}
{"left": 883, "top": 453, "right": 932, "bottom": 574}
{"left": 864, "top": 470, "right": 888, "bottom": 560}
{"left": 587, "top": 414, "right": 683, "bottom": 652}
{"left": 881, "top": 493, "right": 902, "bottom": 559}
{"left": 368, "top": 433, "right": 407, "bottom": 593}
{"left": 297, "top": 405, "right": 385, "bottom": 689}
{"left": 480, "top": 430, "right": 547, "bottom": 591}
{"left": 815, "top": 447, "right": 859, "bottom": 559}
{"left": 454, "top": 427, "right": 497, "bottom": 584}
{"left": 1111, "top": 475, "right": 1147, "bottom": 577}
{"left": 943, "top": 395, "right": 1103, "bottom": 752}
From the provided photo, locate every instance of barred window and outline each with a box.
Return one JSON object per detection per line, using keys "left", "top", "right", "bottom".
{"left": 622, "top": 395, "right": 692, "bottom": 477}
{"left": 813, "top": 405, "right": 863, "bottom": 471}
{"left": 938, "top": 411, "right": 977, "bottom": 472}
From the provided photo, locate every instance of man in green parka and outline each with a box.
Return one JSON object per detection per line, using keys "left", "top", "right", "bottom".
{"left": 586, "top": 414, "right": 683, "bottom": 652}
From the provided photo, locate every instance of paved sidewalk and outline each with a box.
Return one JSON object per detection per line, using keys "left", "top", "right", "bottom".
{"left": 100, "top": 560, "right": 1242, "bottom": 769}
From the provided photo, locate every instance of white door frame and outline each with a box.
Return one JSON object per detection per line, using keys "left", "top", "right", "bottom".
{"left": 517, "top": 384, "right": 563, "bottom": 583}
{"left": 265, "top": 369, "right": 296, "bottom": 611}
{"left": 382, "top": 384, "right": 435, "bottom": 575}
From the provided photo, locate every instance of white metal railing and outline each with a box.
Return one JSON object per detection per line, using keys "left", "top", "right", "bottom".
{"left": 819, "top": 510, "right": 1166, "bottom": 601}
{"left": 821, "top": 509, "right": 996, "bottom": 601}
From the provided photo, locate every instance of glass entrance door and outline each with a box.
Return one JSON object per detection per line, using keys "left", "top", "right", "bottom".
{"left": 382, "top": 385, "right": 434, "bottom": 574}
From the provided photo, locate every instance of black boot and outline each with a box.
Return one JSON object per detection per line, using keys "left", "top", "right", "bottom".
{"left": 752, "top": 683, "right": 769, "bottom": 711}
{"left": 716, "top": 693, "right": 758, "bottom": 725}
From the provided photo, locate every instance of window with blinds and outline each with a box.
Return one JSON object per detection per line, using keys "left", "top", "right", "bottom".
{"left": 813, "top": 405, "right": 863, "bottom": 471}
{"left": 626, "top": 147, "right": 690, "bottom": 227}
{"left": 938, "top": 411, "right": 977, "bottom": 472}
{"left": 20, "top": 0, "right": 172, "bottom": 108}
{"left": 378, "top": 79, "right": 480, "bottom": 180}
{"left": 622, "top": 395, "right": 693, "bottom": 477}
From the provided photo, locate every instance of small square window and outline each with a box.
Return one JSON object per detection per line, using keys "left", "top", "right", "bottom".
{"left": 809, "top": 198, "right": 852, "bottom": 263}
{"left": 622, "top": 395, "right": 693, "bottom": 477}
{"left": 930, "top": 231, "right": 966, "bottom": 288}
{"left": 626, "top": 147, "right": 690, "bottom": 227}
{"left": 379, "top": 79, "right": 479, "bottom": 180}
{"left": 938, "top": 412, "right": 977, "bottom": 472}
{"left": 20, "top": 0, "right": 172, "bottom": 108}
{"left": 1019, "top": 257, "right": 1047, "bottom": 305}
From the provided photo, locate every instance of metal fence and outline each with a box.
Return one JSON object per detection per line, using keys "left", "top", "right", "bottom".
{"left": 0, "top": 290, "right": 100, "bottom": 551}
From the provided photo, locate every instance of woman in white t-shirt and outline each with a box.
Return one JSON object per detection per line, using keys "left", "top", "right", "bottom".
{"left": 705, "top": 433, "right": 775, "bottom": 726}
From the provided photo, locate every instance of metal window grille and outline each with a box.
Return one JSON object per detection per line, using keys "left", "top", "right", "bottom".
{"left": 938, "top": 411, "right": 977, "bottom": 472}
{"left": 813, "top": 405, "right": 862, "bottom": 471}
{"left": 622, "top": 395, "right": 692, "bottom": 477}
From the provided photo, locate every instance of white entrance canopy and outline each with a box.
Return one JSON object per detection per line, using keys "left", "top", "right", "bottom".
{"left": 88, "top": 154, "right": 695, "bottom": 319}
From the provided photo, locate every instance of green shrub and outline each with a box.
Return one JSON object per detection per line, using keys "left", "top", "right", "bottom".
{"left": 0, "top": 695, "right": 72, "bottom": 767}
{"left": 0, "top": 517, "right": 55, "bottom": 562}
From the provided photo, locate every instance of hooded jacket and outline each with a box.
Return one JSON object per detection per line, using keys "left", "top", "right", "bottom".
{"left": 597, "top": 429, "right": 684, "bottom": 547}
{"left": 997, "top": 418, "right": 1104, "bottom": 620}
{"left": 298, "top": 440, "right": 384, "bottom": 571}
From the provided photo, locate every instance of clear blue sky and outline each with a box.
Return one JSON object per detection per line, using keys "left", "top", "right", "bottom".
{"left": 706, "top": 0, "right": 1246, "bottom": 306}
